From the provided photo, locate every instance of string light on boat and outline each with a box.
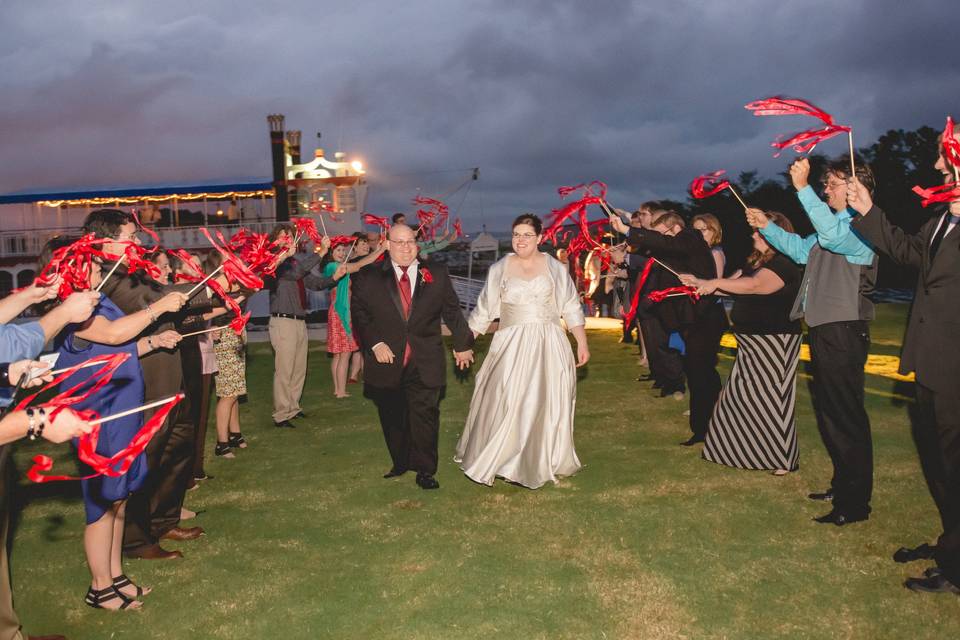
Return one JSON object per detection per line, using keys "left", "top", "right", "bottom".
{"left": 38, "top": 189, "right": 275, "bottom": 208}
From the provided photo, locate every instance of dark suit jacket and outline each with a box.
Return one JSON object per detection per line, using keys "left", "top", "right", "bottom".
{"left": 852, "top": 206, "right": 960, "bottom": 393}
{"left": 627, "top": 227, "right": 720, "bottom": 330}
{"left": 351, "top": 257, "right": 474, "bottom": 389}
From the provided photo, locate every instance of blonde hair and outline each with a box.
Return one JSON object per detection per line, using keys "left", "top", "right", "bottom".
{"left": 652, "top": 212, "right": 685, "bottom": 230}
{"left": 692, "top": 214, "right": 722, "bottom": 247}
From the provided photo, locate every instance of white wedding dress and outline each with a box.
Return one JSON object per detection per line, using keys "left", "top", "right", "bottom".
{"left": 455, "top": 254, "right": 585, "bottom": 488}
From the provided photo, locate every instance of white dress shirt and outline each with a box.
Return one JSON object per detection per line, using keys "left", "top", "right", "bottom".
{"left": 931, "top": 213, "right": 960, "bottom": 246}
{"left": 371, "top": 259, "right": 420, "bottom": 354}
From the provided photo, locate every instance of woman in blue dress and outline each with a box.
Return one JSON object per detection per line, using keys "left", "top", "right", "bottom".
{"left": 40, "top": 238, "right": 187, "bottom": 611}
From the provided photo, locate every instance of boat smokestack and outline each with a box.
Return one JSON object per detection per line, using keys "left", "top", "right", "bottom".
{"left": 267, "top": 114, "right": 289, "bottom": 221}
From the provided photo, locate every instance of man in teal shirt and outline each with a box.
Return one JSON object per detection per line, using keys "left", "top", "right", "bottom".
{"left": 750, "top": 156, "right": 878, "bottom": 526}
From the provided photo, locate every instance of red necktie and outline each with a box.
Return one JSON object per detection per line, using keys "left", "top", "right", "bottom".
{"left": 398, "top": 269, "right": 413, "bottom": 366}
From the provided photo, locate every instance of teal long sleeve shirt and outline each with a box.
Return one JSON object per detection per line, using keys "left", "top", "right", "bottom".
{"left": 760, "top": 185, "right": 875, "bottom": 266}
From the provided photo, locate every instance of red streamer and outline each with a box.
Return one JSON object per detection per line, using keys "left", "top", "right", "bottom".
{"left": 621, "top": 258, "right": 655, "bottom": 328}
{"left": 362, "top": 213, "right": 390, "bottom": 231}
{"left": 292, "top": 217, "right": 324, "bottom": 245}
{"left": 690, "top": 170, "right": 732, "bottom": 199}
{"left": 452, "top": 218, "right": 464, "bottom": 239}
{"left": 912, "top": 182, "right": 960, "bottom": 208}
{"left": 130, "top": 209, "right": 160, "bottom": 250}
{"left": 307, "top": 200, "right": 342, "bottom": 221}
{"left": 167, "top": 249, "right": 205, "bottom": 283}
{"left": 647, "top": 286, "right": 700, "bottom": 303}
{"left": 27, "top": 393, "right": 184, "bottom": 483}
{"left": 942, "top": 116, "right": 960, "bottom": 170}
{"left": 745, "top": 96, "right": 850, "bottom": 156}
{"left": 200, "top": 228, "right": 264, "bottom": 291}
{"left": 412, "top": 196, "right": 450, "bottom": 241}
{"left": 200, "top": 228, "right": 261, "bottom": 333}
{"left": 34, "top": 234, "right": 107, "bottom": 298}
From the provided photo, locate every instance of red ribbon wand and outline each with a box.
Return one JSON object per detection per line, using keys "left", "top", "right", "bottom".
{"left": 412, "top": 196, "right": 450, "bottom": 241}
{"left": 27, "top": 394, "right": 184, "bottom": 484}
{"left": 647, "top": 286, "right": 700, "bottom": 303}
{"left": 745, "top": 96, "right": 854, "bottom": 175}
{"left": 912, "top": 182, "right": 960, "bottom": 208}
{"left": 12, "top": 352, "right": 183, "bottom": 483}
{"left": 690, "top": 170, "right": 749, "bottom": 211}
{"left": 33, "top": 234, "right": 107, "bottom": 298}
{"left": 943, "top": 116, "right": 960, "bottom": 183}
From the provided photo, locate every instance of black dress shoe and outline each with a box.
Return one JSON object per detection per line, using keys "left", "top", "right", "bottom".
{"left": 636, "top": 374, "right": 655, "bottom": 382}
{"left": 807, "top": 489, "right": 834, "bottom": 502}
{"left": 813, "top": 509, "right": 869, "bottom": 526}
{"left": 904, "top": 573, "right": 960, "bottom": 594}
{"left": 274, "top": 420, "right": 297, "bottom": 429}
{"left": 925, "top": 566, "right": 943, "bottom": 578}
{"left": 680, "top": 435, "right": 705, "bottom": 447}
{"left": 893, "top": 542, "right": 936, "bottom": 563}
{"left": 383, "top": 468, "right": 407, "bottom": 479}
{"left": 416, "top": 474, "right": 440, "bottom": 490}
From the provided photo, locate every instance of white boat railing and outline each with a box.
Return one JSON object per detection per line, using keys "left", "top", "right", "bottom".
{"left": 449, "top": 275, "right": 485, "bottom": 313}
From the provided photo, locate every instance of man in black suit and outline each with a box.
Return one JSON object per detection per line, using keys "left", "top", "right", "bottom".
{"left": 848, "top": 141, "right": 960, "bottom": 595}
{"left": 351, "top": 224, "right": 475, "bottom": 490}
{"left": 612, "top": 211, "right": 728, "bottom": 445}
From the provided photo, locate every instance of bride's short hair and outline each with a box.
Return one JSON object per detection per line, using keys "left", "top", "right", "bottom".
{"left": 511, "top": 214, "right": 542, "bottom": 234}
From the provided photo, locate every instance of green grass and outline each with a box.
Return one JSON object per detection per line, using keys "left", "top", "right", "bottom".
{"left": 9, "top": 303, "right": 960, "bottom": 639}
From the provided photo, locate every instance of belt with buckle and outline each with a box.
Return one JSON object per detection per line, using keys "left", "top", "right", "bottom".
{"left": 271, "top": 313, "right": 306, "bottom": 321}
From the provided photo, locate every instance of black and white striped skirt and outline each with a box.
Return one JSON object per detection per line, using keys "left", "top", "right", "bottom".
{"left": 703, "top": 332, "right": 802, "bottom": 471}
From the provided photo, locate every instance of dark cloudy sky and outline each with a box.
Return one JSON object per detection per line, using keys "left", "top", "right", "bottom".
{"left": 1, "top": 0, "right": 955, "bottom": 230}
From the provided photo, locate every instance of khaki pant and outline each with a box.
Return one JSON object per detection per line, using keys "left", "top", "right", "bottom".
{"left": 269, "top": 317, "right": 309, "bottom": 422}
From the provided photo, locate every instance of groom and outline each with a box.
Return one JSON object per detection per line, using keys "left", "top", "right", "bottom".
{"left": 351, "top": 224, "right": 475, "bottom": 489}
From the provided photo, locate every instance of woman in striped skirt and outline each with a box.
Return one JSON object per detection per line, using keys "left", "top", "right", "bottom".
{"left": 681, "top": 211, "right": 802, "bottom": 474}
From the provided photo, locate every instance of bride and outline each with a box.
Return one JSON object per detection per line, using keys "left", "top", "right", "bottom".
{"left": 455, "top": 214, "right": 590, "bottom": 488}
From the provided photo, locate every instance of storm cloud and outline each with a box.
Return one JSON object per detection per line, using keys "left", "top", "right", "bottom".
{"left": 1, "top": 0, "right": 955, "bottom": 229}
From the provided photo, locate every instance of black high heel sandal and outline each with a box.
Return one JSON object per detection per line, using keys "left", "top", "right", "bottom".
{"left": 113, "top": 574, "right": 151, "bottom": 598}
{"left": 228, "top": 432, "right": 247, "bottom": 449}
{"left": 215, "top": 442, "right": 234, "bottom": 457}
{"left": 85, "top": 585, "right": 139, "bottom": 610}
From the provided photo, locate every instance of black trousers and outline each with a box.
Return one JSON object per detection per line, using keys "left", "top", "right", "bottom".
{"left": 149, "top": 406, "right": 196, "bottom": 539}
{"left": 123, "top": 400, "right": 195, "bottom": 549}
{"left": 807, "top": 321, "right": 873, "bottom": 516}
{"left": 639, "top": 314, "right": 684, "bottom": 391}
{"left": 681, "top": 305, "right": 726, "bottom": 438}
{"left": 911, "top": 384, "right": 960, "bottom": 585}
{"left": 369, "top": 363, "right": 443, "bottom": 476}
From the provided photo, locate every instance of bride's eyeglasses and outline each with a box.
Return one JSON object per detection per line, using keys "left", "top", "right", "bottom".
{"left": 512, "top": 233, "right": 537, "bottom": 239}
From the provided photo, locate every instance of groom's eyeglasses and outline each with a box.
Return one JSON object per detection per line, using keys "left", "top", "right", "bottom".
{"left": 389, "top": 239, "right": 417, "bottom": 247}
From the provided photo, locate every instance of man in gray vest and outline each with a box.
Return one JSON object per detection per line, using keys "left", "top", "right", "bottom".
{"left": 750, "top": 156, "right": 878, "bottom": 526}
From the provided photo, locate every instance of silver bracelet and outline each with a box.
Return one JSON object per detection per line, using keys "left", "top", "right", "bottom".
{"left": 26, "top": 408, "right": 37, "bottom": 441}
{"left": 145, "top": 304, "right": 158, "bottom": 323}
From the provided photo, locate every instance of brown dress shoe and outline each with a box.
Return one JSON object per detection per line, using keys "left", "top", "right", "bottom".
{"left": 160, "top": 526, "right": 205, "bottom": 541}
{"left": 124, "top": 544, "right": 183, "bottom": 560}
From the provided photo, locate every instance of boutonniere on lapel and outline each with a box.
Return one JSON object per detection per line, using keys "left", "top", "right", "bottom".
{"left": 419, "top": 267, "right": 434, "bottom": 284}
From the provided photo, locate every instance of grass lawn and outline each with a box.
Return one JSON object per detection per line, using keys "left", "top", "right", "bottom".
{"left": 9, "top": 303, "right": 960, "bottom": 639}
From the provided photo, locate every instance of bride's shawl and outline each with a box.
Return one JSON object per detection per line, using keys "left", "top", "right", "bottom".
{"left": 468, "top": 254, "right": 585, "bottom": 336}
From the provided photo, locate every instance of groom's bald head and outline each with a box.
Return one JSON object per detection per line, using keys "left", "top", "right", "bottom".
{"left": 388, "top": 224, "right": 418, "bottom": 267}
